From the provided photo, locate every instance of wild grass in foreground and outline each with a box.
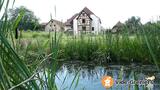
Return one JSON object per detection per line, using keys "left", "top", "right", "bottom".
{"left": 19, "top": 30, "right": 160, "bottom": 66}
{"left": 0, "top": 0, "right": 64, "bottom": 90}
{"left": 0, "top": 0, "right": 160, "bottom": 90}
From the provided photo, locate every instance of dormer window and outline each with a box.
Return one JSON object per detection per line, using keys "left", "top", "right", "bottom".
{"left": 82, "top": 19, "right": 85, "bottom": 23}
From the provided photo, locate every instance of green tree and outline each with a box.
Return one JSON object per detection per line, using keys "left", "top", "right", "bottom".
{"left": 125, "top": 16, "right": 142, "bottom": 33}
{"left": 8, "top": 6, "right": 40, "bottom": 30}
{"left": 143, "top": 21, "right": 160, "bottom": 34}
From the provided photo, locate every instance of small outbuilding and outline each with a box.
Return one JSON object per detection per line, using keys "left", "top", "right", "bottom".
{"left": 112, "top": 21, "right": 124, "bottom": 33}
{"left": 45, "top": 19, "right": 65, "bottom": 32}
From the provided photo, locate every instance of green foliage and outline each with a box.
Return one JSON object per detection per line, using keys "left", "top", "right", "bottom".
{"left": 125, "top": 16, "right": 142, "bottom": 33}
{"left": 0, "top": 1, "right": 60, "bottom": 90}
{"left": 112, "top": 16, "right": 142, "bottom": 34}
{"left": 0, "top": 0, "right": 160, "bottom": 90}
{"left": 0, "top": 1, "right": 40, "bottom": 90}
{"left": 20, "top": 31, "right": 160, "bottom": 66}
{"left": 8, "top": 6, "right": 40, "bottom": 31}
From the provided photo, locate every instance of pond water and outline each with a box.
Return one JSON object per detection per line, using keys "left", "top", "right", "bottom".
{"left": 54, "top": 62, "right": 160, "bottom": 90}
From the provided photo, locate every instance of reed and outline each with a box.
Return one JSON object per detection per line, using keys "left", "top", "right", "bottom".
{"left": 17, "top": 27, "right": 160, "bottom": 65}
{"left": 0, "top": 0, "right": 159, "bottom": 90}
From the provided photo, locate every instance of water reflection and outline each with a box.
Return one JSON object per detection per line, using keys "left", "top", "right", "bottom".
{"left": 55, "top": 62, "right": 160, "bottom": 90}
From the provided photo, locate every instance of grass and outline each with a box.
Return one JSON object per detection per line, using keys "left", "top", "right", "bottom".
{"left": 0, "top": 2, "right": 39, "bottom": 90}
{"left": 0, "top": 0, "right": 61, "bottom": 90}
{"left": 2, "top": 28, "right": 160, "bottom": 89}
{"left": 18, "top": 31, "right": 160, "bottom": 66}
{"left": 0, "top": 0, "right": 160, "bottom": 90}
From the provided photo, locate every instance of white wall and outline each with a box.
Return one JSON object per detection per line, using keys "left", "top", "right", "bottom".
{"left": 45, "top": 21, "right": 64, "bottom": 32}
{"left": 90, "top": 15, "right": 101, "bottom": 34}
{"left": 45, "top": 23, "right": 53, "bottom": 32}
{"left": 73, "top": 16, "right": 78, "bottom": 35}
{"left": 65, "top": 26, "right": 72, "bottom": 31}
{"left": 71, "top": 15, "right": 101, "bottom": 35}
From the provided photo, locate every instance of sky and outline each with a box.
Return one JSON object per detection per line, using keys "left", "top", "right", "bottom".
{"left": 3, "top": 0, "right": 160, "bottom": 28}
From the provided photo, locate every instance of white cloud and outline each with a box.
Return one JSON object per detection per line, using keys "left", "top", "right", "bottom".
{"left": 4, "top": 0, "right": 160, "bottom": 28}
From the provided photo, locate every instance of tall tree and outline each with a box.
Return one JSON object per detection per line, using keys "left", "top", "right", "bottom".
{"left": 125, "top": 16, "right": 142, "bottom": 33}
{"left": 8, "top": 6, "right": 40, "bottom": 30}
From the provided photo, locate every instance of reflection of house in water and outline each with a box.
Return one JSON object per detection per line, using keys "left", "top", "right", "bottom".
{"left": 65, "top": 7, "right": 101, "bottom": 35}
{"left": 44, "top": 19, "right": 65, "bottom": 32}
{"left": 112, "top": 21, "right": 124, "bottom": 33}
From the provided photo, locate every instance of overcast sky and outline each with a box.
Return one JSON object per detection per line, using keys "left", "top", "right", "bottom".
{"left": 4, "top": 0, "right": 160, "bottom": 28}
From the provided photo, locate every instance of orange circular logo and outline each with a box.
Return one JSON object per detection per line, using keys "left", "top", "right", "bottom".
{"left": 101, "top": 76, "right": 114, "bottom": 89}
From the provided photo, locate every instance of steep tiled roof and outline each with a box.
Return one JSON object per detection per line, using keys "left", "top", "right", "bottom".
{"left": 65, "top": 7, "right": 100, "bottom": 26}
{"left": 47, "top": 19, "right": 64, "bottom": 26}
{"left": 113, "top": 21, "right": 123, "bottom": 28}
{"left": 41, "top": 23, "right": 47, "bottom": 26}
{"left": 76, "top": 7, "right": 94, "bottom": 20}
{"left": 82, "top": 7, "right": 94, "bottom": 15}
{"left": 65, "top": 13, "right": 79, "bottom": 26}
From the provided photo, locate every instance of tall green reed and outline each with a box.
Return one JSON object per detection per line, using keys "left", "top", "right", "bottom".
{"left": 0, "top": 0, "right": 39, "bottom": 89}
{"left": 0, "top": 1, "right": 64, "bottom": 90}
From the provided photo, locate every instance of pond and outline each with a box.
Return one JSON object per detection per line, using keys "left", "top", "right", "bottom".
{"left": 54, "top": 61, "right": 160, "bottom": 90}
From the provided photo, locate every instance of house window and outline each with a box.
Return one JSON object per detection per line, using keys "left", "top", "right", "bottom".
{"left": 82, "top": 13, "right": 85, "bottom": 16}
{"left": 82, "top": 26, "right": 86, "bottom": 31}
{"left": 82, "top": 19, "right": 85, "bottom": 23}
{"left": 92, "top": 27, "right": 94, "bottom": 31}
